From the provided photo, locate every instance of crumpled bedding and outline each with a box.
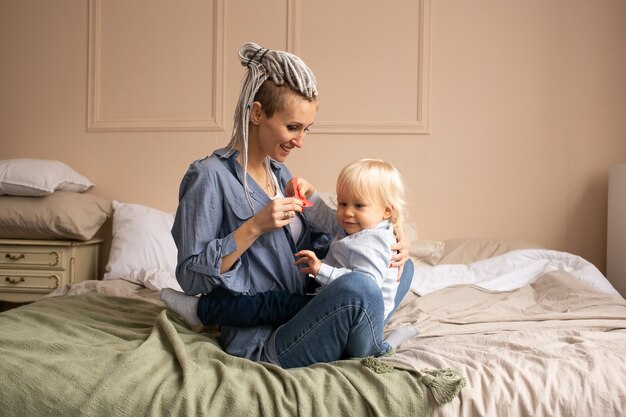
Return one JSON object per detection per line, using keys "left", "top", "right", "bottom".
{"left": 49, "top": 277, "right": 164, "bottom": 305}
{"left": 384, "top": 270, "right": 626, "bottom": 417}
{"left": 410, "top": 248, "right": 619, "bottom": 296}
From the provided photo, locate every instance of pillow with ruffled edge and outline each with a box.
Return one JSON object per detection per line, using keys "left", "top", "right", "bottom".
{"left": 103, "top": 201, "right": 182, "bottom": 291}
{"left": 0, "top": 191, "right": 111, "bottom": 240}
{"left": 0, "top": 158, "right": 94, "bottom": 196}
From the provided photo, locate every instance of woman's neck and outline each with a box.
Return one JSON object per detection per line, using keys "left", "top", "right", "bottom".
{"left": 234, "top": 145, "right": 275, "bottom": 196}
{"left": 234, "top": 146, "right": 266, "bottom": 173}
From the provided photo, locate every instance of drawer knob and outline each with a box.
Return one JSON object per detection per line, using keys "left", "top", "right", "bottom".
{"left": 4, "top": 276, "right": 25, "bottom": 285}
{"left": 5, "top": 253, "right": 25, "bottom": 262}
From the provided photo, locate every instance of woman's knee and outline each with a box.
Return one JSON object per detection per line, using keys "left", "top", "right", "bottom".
{"left": 400, "top": 259, "right": 414, "bottom": 287}
{"left": 325, "top": 273, "right": 382, "bottom": 307}
{"left": 385, "top": 260, "right": 415, "bottom": 323}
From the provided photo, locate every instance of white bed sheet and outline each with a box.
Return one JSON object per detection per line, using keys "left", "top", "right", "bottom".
{"left": 410, "top": 249, "right": 620, "bottom": 297}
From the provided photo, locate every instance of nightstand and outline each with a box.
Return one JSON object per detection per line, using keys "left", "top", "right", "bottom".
{"left": 0, "top": 238, "right": 103, "bottom": 303}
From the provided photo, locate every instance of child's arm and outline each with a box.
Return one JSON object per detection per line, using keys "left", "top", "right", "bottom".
{"left": 285, "top": 176, "right": 343, "bottom": 236}
{"left": 304, "top": 194, "right": 343, "bottom": 236}
{"left": 297, "top": 230, "right": 395, "bottom": 288}
{"left": 295, "top": 249, "right": 353, "bottom": 285}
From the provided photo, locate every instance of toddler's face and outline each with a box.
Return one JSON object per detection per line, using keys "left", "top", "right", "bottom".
{"left": 335, "top": 190, "right": 391, "bottom": 235}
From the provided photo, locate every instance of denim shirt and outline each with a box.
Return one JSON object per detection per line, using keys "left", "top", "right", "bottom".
{"left": 172, "top": 148, "right": 318, "bottom": 360}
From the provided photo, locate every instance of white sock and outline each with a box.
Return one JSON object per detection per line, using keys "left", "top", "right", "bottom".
{"left": 160, "top": 288, "right": 202, "bottom": 327}
{"left": 384, "top": 326, "right": 420, "bottom": 348}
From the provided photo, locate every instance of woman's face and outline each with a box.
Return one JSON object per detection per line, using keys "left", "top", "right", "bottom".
{"left": 252, "top": 95, "right": 318, "bottom": 163}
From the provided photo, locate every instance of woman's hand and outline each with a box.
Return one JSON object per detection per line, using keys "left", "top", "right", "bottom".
{"left": 391, "top": 225, "right": 410, "bottom": 277}
{"left": 294, "top": 250, "right": 321, "bottom": 276}
{"left": 249, "top": 197, "right": 304, "bottom": 235}
{"left": 221, "top": 197, "right": 303, "bottom": 274}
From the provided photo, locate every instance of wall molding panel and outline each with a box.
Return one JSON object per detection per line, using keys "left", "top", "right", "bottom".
{"left": 87, "top": 0, "right": 224, "bottom": 132}
{"left": 288, "top": 0, "right": 431, "bottom": 135}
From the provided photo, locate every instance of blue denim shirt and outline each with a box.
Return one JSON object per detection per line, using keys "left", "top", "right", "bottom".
{"left": 172, "top": 147, "right": 318, "bottom": 360}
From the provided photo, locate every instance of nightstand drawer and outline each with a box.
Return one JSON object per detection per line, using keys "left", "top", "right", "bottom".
{"left": 0, "top": 238, "right": 102, "bottom": 303}
{"left": 0, "top": 247, "right": 64, "bottom": 270}
{"left": 0, "top": 270, "right": 64, "bottom": 293}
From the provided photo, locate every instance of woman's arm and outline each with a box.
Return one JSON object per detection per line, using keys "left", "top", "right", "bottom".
{"left": 173, "top": 163, "right": 231, "bottom": 294}
{"left": 220, "top": 197, "right": 304, "bottom": 273}
{"left": 174, "top": 159, "right": 306, "bottom": 295}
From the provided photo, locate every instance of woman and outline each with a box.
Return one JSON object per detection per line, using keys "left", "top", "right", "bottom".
{"left": 163, "top": 42, "right": 413, "bottom": 368}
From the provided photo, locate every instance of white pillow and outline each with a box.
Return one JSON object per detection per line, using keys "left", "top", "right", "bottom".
{"left": 0, "top": 158, "right": 94, "bottom": 196}
{"left": 104, "top": 201, "right": 182, "bottom": 291}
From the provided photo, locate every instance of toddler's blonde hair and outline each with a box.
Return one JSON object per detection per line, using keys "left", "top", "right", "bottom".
{"left": 336, "top": 158, "right": 407, "bottom": 228}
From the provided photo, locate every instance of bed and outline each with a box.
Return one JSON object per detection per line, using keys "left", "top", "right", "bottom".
{"left": 2, "top": 236, "right": 625, "bottom": 416}
{"left": 1, "top": 161, "right": 626, "bottom": 416}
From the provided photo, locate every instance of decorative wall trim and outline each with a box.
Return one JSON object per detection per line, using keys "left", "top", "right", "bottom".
{"left": 87, "top": 0, "right": 224, "bottom": 132}
{"left": 287, "top": 0, "right": 431, "bottom": 135}
{"left": 286, "top": 0, "right": 299, "bottom": 52}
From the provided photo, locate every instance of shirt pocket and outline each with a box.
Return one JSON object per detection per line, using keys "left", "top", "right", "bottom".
{"left": 230, "top": 196, "right": 256, "bottom": 221}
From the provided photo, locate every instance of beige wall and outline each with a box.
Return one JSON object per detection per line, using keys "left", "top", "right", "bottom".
{"left": 1, "top": 1, "right": 625, "bottom": 282}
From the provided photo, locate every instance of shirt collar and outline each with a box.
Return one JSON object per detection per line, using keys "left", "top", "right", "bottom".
{"left": 214, "top": 147, "right": 283, "bottom": 173}
{"left": 377, "top": 220, "right": 392, "bottom": 230}
{"left": 213, "top": 147, "right": 285, "bottom": 207}
{"left": 341, "top": 220, "right": 392, "bottom": 239}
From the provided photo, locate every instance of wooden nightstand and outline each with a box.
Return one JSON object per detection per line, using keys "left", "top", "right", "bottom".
{"left": 0, "top": 238, "right": 103, "bottom": 303}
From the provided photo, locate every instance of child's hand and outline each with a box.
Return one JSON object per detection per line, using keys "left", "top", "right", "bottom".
{"left": 286, "top": 177, "right": 316, "bottom": 199}
{"left": 294, "top": 250, "right": 321, "bottom": 276}
{"left": 295, "top": 177, "right": 315, "bottom": 199}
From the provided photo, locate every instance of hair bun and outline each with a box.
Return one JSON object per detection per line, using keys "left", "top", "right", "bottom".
{"left": 239, "top": 42, "right": 264, "bottom": 68}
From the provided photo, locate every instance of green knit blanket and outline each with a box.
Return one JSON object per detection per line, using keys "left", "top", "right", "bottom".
{"left": 0, "top": 293, "right": 461, "bottom": 416}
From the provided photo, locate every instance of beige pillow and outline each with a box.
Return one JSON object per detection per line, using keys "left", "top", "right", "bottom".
{"left": 439, "top": 238, "right": 544, "bottom": 264}
{"left": 0, "top": 191, "right": 111, "bottom": 240}
{"left": 410, "top": 239, "right": 445, "bottom": 267}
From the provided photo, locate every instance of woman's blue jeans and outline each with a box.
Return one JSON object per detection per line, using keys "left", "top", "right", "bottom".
{"left": 268, "top": 260, "right": 414, "bottom": 368}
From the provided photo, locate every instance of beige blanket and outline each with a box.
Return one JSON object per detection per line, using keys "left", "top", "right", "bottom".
{"left": 384, "top": 271, "right": 626, "bottom": 417}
